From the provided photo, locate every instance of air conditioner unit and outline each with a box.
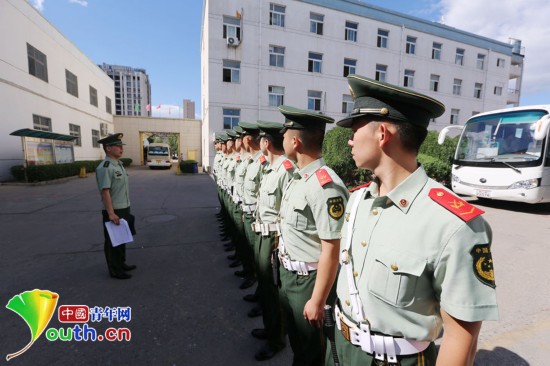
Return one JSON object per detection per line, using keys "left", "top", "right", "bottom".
{"left": 227, "top": 37, "right": 240, "bottom": 47}
{"left": 100, "top": 123, "right": 109, "bottom": 137}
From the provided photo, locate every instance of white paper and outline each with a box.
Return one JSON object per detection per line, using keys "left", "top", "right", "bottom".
{"left": 104, "top": 219, "right": 134, "bottom": 247}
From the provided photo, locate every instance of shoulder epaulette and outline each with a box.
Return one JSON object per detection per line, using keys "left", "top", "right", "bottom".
{"left": 235, "top": 155, "right": 240, "bottom": 161}
{"left": 103, "top": 161, "right": 110, "bottom": 168}
{"left": 259, "top": 155, "right": 267, "bottom": 164}
{"left": 349, "top": 182, "right": 371, "bottom": 193}
{"left": 283, "top": 159, "right": 294, "bottom": 171}
{"left": 316, "top": 168, "right": 333, "bottom": 187}
{"left": 429, "top": 188, "right": 484, "bottom": 222}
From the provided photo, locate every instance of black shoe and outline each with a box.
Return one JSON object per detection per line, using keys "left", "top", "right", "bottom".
{"left": 229, "top": 260, "right": 242, "bottom": 268}
{"left": 254, "top": 344, "right": 283, "bottom": 361}
{"left": 251, "top": 328, "right": 267, "bottom": 340}
{"left": 122, "top": 264, "right": 136, "bottom": 271}
{"left": 220, "top": 235, "right": 229, "bottom": 241}
{"left": 110, "top": 272, "right": 132, "bottom": 280}
{"left": 224, "top": 246, "right": 235, "bottom": 252}
{"left": 240, "top": 278, "right": 256, "bottom": 290}
{"left": 227, "top": 253, "right": 237, "bottom": 260}
{"left": 243, "top": 293, "right": 258, "bottom": 302}
{"left": 234, "top": 270, "right": 247, "bottom": 278}
{"left": 247, "top": 306, "right": 263, "bottom": 318}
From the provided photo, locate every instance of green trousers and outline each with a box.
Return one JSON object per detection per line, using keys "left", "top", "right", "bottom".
{"left": 325, "top": 323, "right": 437, "bottom": 366}
{"left": 102, "top": 207, "right": 130, "bottom": 275}
{"left": 256, "top": 233, "right": 285, "bottom": 350}
{"left": 278, "top": 267, "right": 325, "bottom": 366}
{"left": 242, "top": 213, "right": 257, "bottom": 279}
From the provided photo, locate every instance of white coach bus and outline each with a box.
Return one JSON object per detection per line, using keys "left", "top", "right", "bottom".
{"left": 146, "top": 143, "right": 172, "bottom": 169}
{"left": 439, "top": 106, "right": 550, "bottom": 204}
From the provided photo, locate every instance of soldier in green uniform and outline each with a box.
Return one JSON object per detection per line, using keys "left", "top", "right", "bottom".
{"left": 277, "top": 106, "right": 349, "bottom": 366}
{"left": 249, "top": 120, "right": 295, "bottom": 361}
{"left": 328, "top": 75, "right": 498, "bottom": 365}
{"left": 95, "top": 133, "right": 136, "bottom": 280}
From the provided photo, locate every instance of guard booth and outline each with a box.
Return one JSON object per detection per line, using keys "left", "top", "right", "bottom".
{"left": 9, "top": 128, "right": 77, "bottom": 182}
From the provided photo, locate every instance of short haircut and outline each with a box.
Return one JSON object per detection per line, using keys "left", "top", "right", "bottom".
{"left": 264, "top": 134, "right": 284, "bottom": 151}
{"left": 298, "top": 128, "right": 325, "bottom": 151}
{"left": 391, "top": 121, "right": 428, "bottom": 153}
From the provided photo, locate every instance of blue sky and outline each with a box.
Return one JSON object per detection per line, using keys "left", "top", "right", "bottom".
{"left": 32, "top": 0, "right": 549, "bottom": 118}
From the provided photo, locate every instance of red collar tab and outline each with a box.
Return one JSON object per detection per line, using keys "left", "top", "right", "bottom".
{"left": 429, "top": 188, "right": 484, "bottom": 222}
{"left": 283, "top": 159, "right": 294, "bottom": 171}
{"left": 235, "top": 155, "right": 240, "bottom": 161}
{"left": 259, "top": 155, "right": 267, "bottom": 164}
{"left": 349, "top": 182, "right": 372, "bottom": 193}
{"left": 316, "top": 168, "right": 333, "bottom": 187}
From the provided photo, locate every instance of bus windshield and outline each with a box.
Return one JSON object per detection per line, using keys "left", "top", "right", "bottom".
{"left": 455, "top": 110, "right": 546, "bottom": 166}
{"left": 148, "top": 146, "right": 169, "bottom": 156}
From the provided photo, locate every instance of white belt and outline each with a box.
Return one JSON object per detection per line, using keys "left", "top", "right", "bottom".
{"left": 335, "top": 305, "right": 430, "bottom": 363}
{"left": 233, "top": 194, "right": 242, "bottom": 204}
{"left": 252, "top": 222, "right": 278, "bottom": 235}
{"left": 241, "top": 204, "right": 255, "bottom": 213}
{"left": 278, "top": 253, "right": 318, "bottom": 276}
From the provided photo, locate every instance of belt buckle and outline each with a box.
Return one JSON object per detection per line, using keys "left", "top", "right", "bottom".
{"left": 340, "top": 314, "right": 351, "bottom": 342}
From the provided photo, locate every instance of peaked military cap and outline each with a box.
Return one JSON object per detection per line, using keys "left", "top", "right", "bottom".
{"left": 238, "top": 121, "right": 260, "bottom": 135}
{"left": 98, "top": 133, "right": 125, "bottom": 146}
{"left": 225, "top": 129, "right": 237, "bottom": 140}
{"left": 233, "top": 125, "right": 245, "bottom": 137}
{"left": 337, "top": 74, "right": 445, "bottom": 129}
{"left": 257, "top": 120, "right": 284, "bottom": 137}
{"left": 278, "top": 105, "right": 334, "bottom": 132}
{"left": 218, "top": 132, "right": 229, "bottom": 143}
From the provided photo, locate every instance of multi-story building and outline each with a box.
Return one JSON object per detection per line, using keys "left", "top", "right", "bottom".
{"left": 201, "top": 0, "right": 525, "bottom": 170}
{"left": 0, "top": 0, "right": 115, "bottom": 181}
{"left": 99, "top": 63, "right": 152, "bottom": 117}
{"left": 183, "top": 99, "right": 196, "bottom": 119}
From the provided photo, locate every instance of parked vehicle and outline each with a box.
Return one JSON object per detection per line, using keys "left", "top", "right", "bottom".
{"left": 146, "top": 143, "right": 171, "bottom": 169}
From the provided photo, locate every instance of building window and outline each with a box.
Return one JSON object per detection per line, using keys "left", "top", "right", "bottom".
{"left": 474, "top": 83, "right": 483, "bottom": 99}
{"left": 89, "top": 86, "right": 98, "bottom": 107}
{"left": 310, "top": 13, "right": 324, "bottom": 35}
{"left": 430, "top": 74, "right": 440, "bottom": 92}
{"left": 33, "top": 114, "right": 51, "bottom": 131}
{"left": 477, "top": 54, "right": 486, "bottom": 70}
{"left": 453, "top": 79, "right": 462, "bottom": 95}
{"left": 432, "top": 42, "right": 442, "bottom": 60}
{"left": 223, "top": 108, "right": 240, "bottom": 129}
{"left": 269, "top": 45, "right": 285, "bottom": 67}
{"left": 497, "top": 58, "right": 506, "bottom": 67}
{"left": 268, "top": 86, "right": 284, "bottom": 107}
{"left": 494, "top": 85, "right": 503, "bottom": 96}
{"left": 377, "top": 29, "right": 389, "bottom": 48}
{"left": 223, "top": 15, "right": 241, "bottom": 40}
{"left": 106, "top": 97, "right": 112, "bottom": 114}
{"left": 342, "top": 94, "right": 354, "bottom": 114}
{"left": 69, "top": 124, "right": 81, "bottom": 146}
{"left": 269, "top": 3, "right": 285, "bottom": 27}
{"left": 27, "top": 43, "right": 48, "bottom": 82}
{"left": 308, "top": 90, "right": 322, "bottom": 111}
{"left": 345, "top": 21, "right": 358, "bottom": 42}
{"left": 404, "top": 69, "right": 415, "bottom": 88}
{"left": 375, "top": 64, "right": 387, "bottom": 82}
{"left": 65, "top": 69, "right": 78, "bottom": 97}
{"left": 223, "top": 59, "right": 240, "bottom": 83}
{"left": 343, "top": 58, "right": 356, "bottom": 77}
{"left": 92, "top": 129, "right": 100, "bottom": 148}
{"left": 406, "top": 36, "right": 417, "bottom": 55}
{"left": 450, "top": 109, "right": 460, "bottom": 125}
{"left": 308, "top": 52, "right": 323, "bottom": 73}
{"left": 455, "top": 48, "right": 465, "bottom": 65}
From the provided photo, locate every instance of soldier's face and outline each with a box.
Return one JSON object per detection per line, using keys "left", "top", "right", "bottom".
{"left": 349, "top": 119, "right": 379, "bottom": 169}
{"left": 107, "top": 145, "right": 123, "bottom": 159}
{"left": 260, "top": 137, "right": 268, "bottom": 155}
{"left": 235, "top": 138, "right": 242, "bottom": 151}
{"left": 283, "top": 129, "right": 298, "bottom": 161}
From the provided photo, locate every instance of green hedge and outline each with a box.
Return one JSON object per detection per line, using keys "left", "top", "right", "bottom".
{"left": 10, "top": 158, "right": 132, "bottom": 182}
{"left": 179, "top": 159, "right": 198, "bottom": 173}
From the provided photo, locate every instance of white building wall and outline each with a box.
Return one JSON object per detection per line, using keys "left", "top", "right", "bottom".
{"left": 201, "top": 0, "right": 520, "bottom": 170}
{"left": 0, "top": 0, "right": 114, "bottom": 181}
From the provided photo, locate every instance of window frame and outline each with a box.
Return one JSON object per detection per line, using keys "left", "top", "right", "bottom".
{"left": 92, "top": 129, "right": 100, "bottom": 148}
{"left": 474, "top": 82, "right": 483, "bottom": 99}
{"left": 268, "top": 85, "right": 285, "bottom": 107}
{"left": 377, "top": 29, "right": 389, "bottom": 48}
{"left": 222, "top": 59, "right": 241, "bottom": 83}
{"left": 342, "top": 94, "right": 354, "bottom": 114}
{"left": 477, "top": 54, "right": 486, "bottom": 70}
{"left": 269, "top": 45, "right": 285, "bottom": 68}
{"left": 269, "top": 3, "right": 286, "bottom": 27}
{"left": 450, "top": 109, "right": 460, "bottom": 125}
{"left": 308, "top": 52, "right": 323, "bottom": 73}
{"left": 307, "top": 90, "right": 322, "bottom": 111}
{"left": 405, "top": 36, "right": 417, "bottom": 55}
{"left": 430, "top": 74, "right": 440, "bottom": 92}
{"left": 343, "top": 58, "right": 357, "bottom": 77}
{"left": 310, "top": 12, "right": 324, "bottom": 35}
{"left": 69, "top": 123, "right": 81, "bottom": 146}
{"left": 89, "top": 85, "right": 98, "bottom": 107}
{"left": 27, "top": 43, "right": 48, "bottom": 82}
{"left": 345, "top": 21, "right": 358, "bottom": 42}
{"left": 33, "top": 114, "right": 52, "bottom": 132}
{"left": 222, "top": 108, "right": 240, "bottom": 129}
{"left": 106, "top": 96, "right": 112, "bottom": 114}
{"left": 403, "top": 69, "right": 415, "bottom": 88}
{"left": 65, "top": 69, "right": 79, "bottom": 97}
{"left": 375, "top": 64, "right": 387, "bottom": 82}
{"left": 453, "top": 78, "right": 462, "bottom": 95}
{"left": 432, "top": 42, "right": 442, "bottom": 60}
{"left": 223, "top": 15, "right": 241, "bottom": 40}
{"left": 455, "top": 48, "right": 465, "bottom": 66}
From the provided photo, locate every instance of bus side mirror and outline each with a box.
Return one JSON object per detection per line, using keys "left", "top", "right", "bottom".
{"left": 533, "top": 114, "right": 550, "bottom": 141}
{"left": 438, "top": 125, "right": 464, "bottom": 145}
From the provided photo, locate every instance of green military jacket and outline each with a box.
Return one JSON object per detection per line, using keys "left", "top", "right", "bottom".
{"left": 95, "top": 157, "right": 130, "bottom": 209}
{"left": 257, "top": 155, "right": 295, "bottom": 224}
{"left": 336, "top": 167, "right": 498, "bottom": 341}
{"left": 213, "top": 151, "right": 223, "bottom": 181}
{"left": 234, "top": 151, "right": 250, "bottom": 201}
{"left": 279, "top": 158, "right": 348, "bottom": 262}
{"left": 242, "top": 151, "right": 266, "bottom": 206}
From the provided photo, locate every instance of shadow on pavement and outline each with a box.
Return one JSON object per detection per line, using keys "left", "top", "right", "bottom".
{"left": 475, "top": 347, "right": 530, "bottom": 365}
